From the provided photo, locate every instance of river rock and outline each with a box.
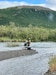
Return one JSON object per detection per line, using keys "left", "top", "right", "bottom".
{"left": 44, "top": 70, "right": 56, "bottom": 75}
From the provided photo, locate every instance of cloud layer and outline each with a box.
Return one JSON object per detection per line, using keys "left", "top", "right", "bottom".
{"left": 0, "top": 0, "right": 56, "bottom": 11}
{"left": 0, "top": 1, "right": 46, "bottom": 8}
{"left": 0, "top": 1, "right": 30, "bottom": 9}
{"left": 46, "top": 0, "right": 56, "bottom": 10}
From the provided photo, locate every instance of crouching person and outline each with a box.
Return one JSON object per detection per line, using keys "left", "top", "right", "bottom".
{"left": 24, "top": 38, "right": 31, "bottom": 50}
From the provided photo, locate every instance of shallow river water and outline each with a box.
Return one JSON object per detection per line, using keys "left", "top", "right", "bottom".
{"left": 0, "top": 42, "right": 56, "bottom": 75}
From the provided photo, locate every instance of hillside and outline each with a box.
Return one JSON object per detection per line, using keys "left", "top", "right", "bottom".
{"left": 0, "top": 6, "right": 56, "bottom": 28}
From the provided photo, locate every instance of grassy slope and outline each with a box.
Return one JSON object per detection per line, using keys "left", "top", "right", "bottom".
{"left": 49, "top": 57, "right": 56, "bottom": 72}
{"left": 0, "top": 6, "right": 56, "bottom": 28}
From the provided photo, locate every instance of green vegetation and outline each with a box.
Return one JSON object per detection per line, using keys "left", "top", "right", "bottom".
{"left": 0, "top": 25, "right": 56, "bottom": 42}
{"left": 49, "top": 57, "right": 56, "bottom": 72}
{"left": 0, "top": 6, "right": 56, "bottom": 28}
{"left": 7, "top": 42, "right": 19, "bottom": 47}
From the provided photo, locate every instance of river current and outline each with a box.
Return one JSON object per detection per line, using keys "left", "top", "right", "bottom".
{"left": 0, "top": 42, "right": 56, "bottom": 75}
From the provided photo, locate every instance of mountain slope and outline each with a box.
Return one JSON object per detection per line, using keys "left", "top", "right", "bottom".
{"left": 0, "top": 6, "right": 56, "bottom": 28}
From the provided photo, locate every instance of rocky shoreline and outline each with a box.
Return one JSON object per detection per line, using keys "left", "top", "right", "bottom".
{"left": 44, "top": 70, "right": 56, "bottom": 75}
{"left": 0, "top": 49, "right": 37, "bottom": 61}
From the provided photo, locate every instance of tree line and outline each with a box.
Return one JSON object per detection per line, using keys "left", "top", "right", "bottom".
{"left": 0, "top": 25, "right": 56, "bottom": 42}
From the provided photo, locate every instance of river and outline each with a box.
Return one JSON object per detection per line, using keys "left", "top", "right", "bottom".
{"left": 0, "top": 42, "right": 56, "bottom": 75}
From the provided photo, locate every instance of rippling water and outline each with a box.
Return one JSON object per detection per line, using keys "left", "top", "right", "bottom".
{"left": 0, "top": 42, "right": 56, "bottom": 75}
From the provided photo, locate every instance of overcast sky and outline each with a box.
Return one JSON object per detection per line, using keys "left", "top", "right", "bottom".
{"left": 0, "top": 0, "right": 56, "bottom": 11}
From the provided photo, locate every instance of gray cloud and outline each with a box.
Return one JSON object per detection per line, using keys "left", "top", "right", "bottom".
{"left": 46, "top": 0, "right": 56, "bottom": 4}
{"left": 46, "top": 0, "right": 56, "bottom": 10}
{"left": 48, "top": 13, "right": 54, "bottom": 21}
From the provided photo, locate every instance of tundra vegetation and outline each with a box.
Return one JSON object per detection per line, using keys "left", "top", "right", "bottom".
{"left": 0, "top": 6, "right": 56, "bottom": 28}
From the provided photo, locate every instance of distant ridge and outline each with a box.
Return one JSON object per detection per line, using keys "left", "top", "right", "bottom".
{"left": 6, "top": 6, "right": 52, "bottom": 11}
{"left": 0, "top": 6, "right": 56, "bottom": 28}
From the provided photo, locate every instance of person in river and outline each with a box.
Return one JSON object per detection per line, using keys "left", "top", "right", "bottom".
{"left": 24, "top": 38, "right": 31, "bottom": 50}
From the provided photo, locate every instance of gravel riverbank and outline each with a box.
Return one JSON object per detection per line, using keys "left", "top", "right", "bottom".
{"left": 0, "top": 49, "right": 37, "bottom": 61}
